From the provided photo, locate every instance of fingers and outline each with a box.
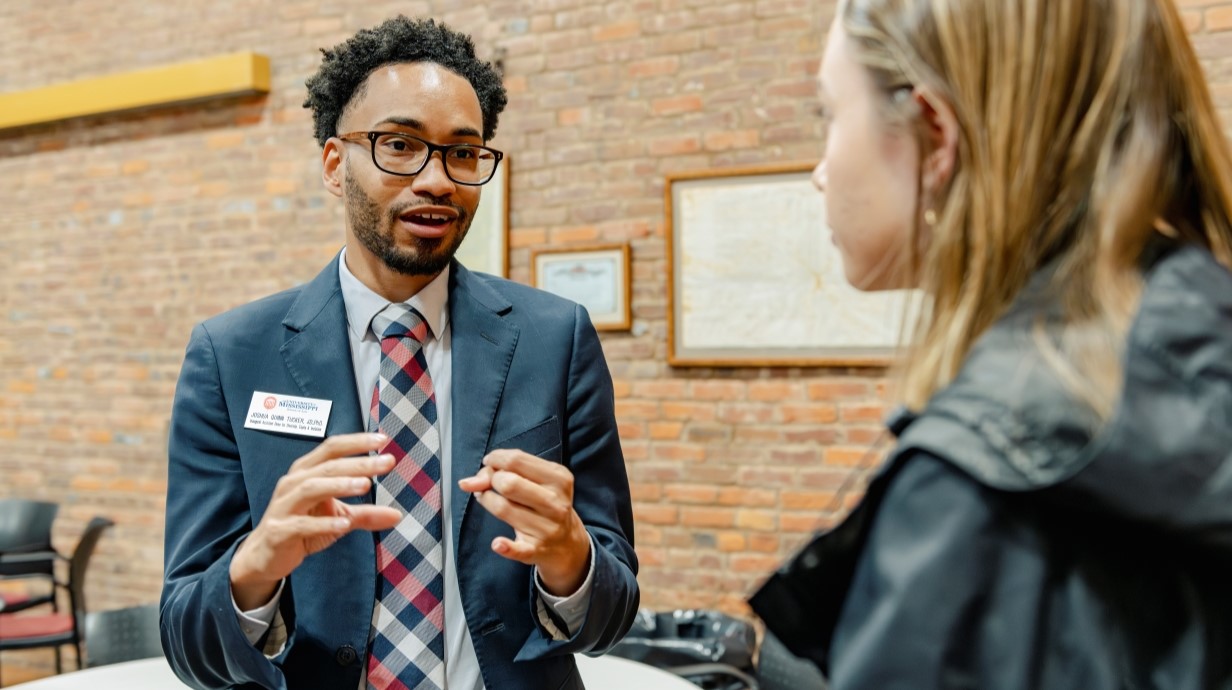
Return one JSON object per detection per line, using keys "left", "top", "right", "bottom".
{"left": 490, "top": 536, "right": 535, "bottom": 564}
{"left": 457, "top": 466, "right": 493, "bottom": 493}
{"left": 262, "top": 504, "right": 403, "bottom": 552}
{"left": 289, "top": 433, "right": 389, "bottom": 473}
{"left": 489, "top": 469, "right": 561, "bottom": 516}
{"left": 460, "top": 464, "right": 567, "bottom": 521}
{"left": 271, "top": 454, "right": 393, "bottom": 515}
{"left": 346, "top": 505, "right": 403, "bottom": 532}
{"left": 311, "top": 453, "right": 394, "bottom": 480}
{"left": 271, "top": 449, "right": 395, "bottom": 516}
{"left": 481, "top": 449, "right": 572, "bottom": 488}
{"left": 263, "top": 514, "right": 355, "bottom": 541}
{"left": 471, "top": 489, "right": 555, "bottom": 537}
{"left": 463, "top": 456, "right": 591, "bottom": 591}
{"left": 282, "top": 476, "right": 372, "bottom": 514}
{"left": 469, "top": 450, "right": 573, "bottom": 515}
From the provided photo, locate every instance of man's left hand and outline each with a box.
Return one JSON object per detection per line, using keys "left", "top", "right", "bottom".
{"left": 458, "top": 449, "right": 591, "bottom": 596}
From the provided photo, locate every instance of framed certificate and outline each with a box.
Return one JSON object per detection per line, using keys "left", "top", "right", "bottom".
{"left": 531, "top": 243, "right": 633, "bottom": 331}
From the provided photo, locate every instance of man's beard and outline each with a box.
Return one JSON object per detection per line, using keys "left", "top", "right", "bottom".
{"left": 345, "top": 172, "right": 470, "bottom": 277}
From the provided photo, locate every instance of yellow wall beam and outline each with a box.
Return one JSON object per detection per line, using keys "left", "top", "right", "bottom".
{"left": 0, "top": 52, "right": 271, "bottom": 131}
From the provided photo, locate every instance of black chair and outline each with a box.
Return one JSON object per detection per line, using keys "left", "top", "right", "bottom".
{"left": 0, "top": 516, "right": 114, "bottom": 686}
{"left": 84, "top": 603, "right": 162, "bottom": 668}
{"left": 611, "top": 609, "right": 760, "bottom": 689}
{"left": 755, "top": 630, "right": 828, "bottom": 690}
{"left": 0, "top": 499, "right": 60, "bottom": 614}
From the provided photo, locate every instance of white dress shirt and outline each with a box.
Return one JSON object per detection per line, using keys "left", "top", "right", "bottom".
{"left": 233, "top": 248, "right": 594, "bottom": 689}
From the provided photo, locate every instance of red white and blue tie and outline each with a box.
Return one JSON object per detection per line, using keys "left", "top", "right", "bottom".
{"left": 366, "top": 303, "right": 445, "bottom": 690}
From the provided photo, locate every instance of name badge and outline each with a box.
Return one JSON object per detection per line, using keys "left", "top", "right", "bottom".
{"left": 244, "top": 391, "right": 332, "bottom": 438}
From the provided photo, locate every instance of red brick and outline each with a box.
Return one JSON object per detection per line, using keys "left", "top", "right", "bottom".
{"left": 631, "top": 380, "right": 689, "bottom": 398}
{"left": 780, "top": 512, "right": 825, "bottom": 533}
{"left": 840, "top": 403, "right": 887, "bottom": 423}
{"left": 703, "top": 129, "right": 760, "bottom": 151}
{"left": 748, "top": 533, "right": 780, "bottom": 553}
{"left": 593, "top": 20, "right": 640, "bottom": 42}
{"left": 627, "top": 56, "right": 679, "bottom": 78}
{"left": 717, "top": 486, "right": 777, "bottom": 507}
{"left": 630, "top": 483, "right": 662, "bottom": 501}
{"left": 615, "top": 400, "right": 661, "bottom": 420}
{"left": 747, "top": 380, "right": 802, "bottom": 402}
{"left": 652, "top": 94, "right": 704, "bottom": 116}
{"left": 731, "top": 554, "right": 781, "bottom": 573}
{"left": 635, "top": 505, "right": 679, "bottom": 525}
{"left": 692, "top": 381, "right": 747, "bottom": 401}
{"left": 549, "top": 225, "right": 601, "bottom": 244}
{"left": 652, "top": 443, "right": 706, "bottom": 462}
{"left": 824, "top": 446, "right": 880, "bottom": 467}
{"left": 716, "top": 532, "right": 747, "bottom": 552}
{"left": 736, "top": 509, "right": 777, "bottom": 531}
{"left": 682, "top": 507, "right": 736, "bottom": 528}
{"left": 780, "top": 403, "right": 839, "bottom": 424}
{"left": 781, "top": 490, "right": 838, "bottom": 511}
{"left": 1209, "top": 6, "right": 1232, "bottom": 31}
{"left": 661, "top": 402, "right": 717, "bottom": 422}
{"left": 664, "top": 484, "right": 719, "bottom": 504}
{"left": 647, "top": 134, "right": 702, "bottom": 156}
{"left": 806, "top": 380, "right": 873, "bottom": 400}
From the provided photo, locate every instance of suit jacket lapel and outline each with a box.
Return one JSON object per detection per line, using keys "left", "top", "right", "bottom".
{"left": 448, "top": 262, "right": 518, "bottom": 552}
{"left": 279, "top": 254, "right": 365, "bottom": 437}
{"left": 278, "top": 255, "right": 376, "bottom": 626}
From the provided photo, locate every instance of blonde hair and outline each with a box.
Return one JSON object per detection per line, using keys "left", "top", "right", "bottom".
{"left": 840, "top": 0, "right": 1232, "bottom": 416}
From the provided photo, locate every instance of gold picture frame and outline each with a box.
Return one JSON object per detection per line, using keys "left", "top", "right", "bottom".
{"left": 531, "top": 243, "right": 633, "bottom": 332}
{"left": 455, "top": 156, "right": 510, "bottom": 277}
{"left": 666, "top": 163, "right": 912, "bottom": 367}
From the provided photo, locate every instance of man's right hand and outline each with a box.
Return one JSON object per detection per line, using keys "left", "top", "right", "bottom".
{"left": 229, "top": 433, "right": 401, "bottom": 610}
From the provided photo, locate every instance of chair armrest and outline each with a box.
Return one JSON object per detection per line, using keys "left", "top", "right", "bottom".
{"left": 667, "top": 662, "right": 759, "bottom": 690}
{"left": 0, "top": 549, "right": 59, "bottom": 564}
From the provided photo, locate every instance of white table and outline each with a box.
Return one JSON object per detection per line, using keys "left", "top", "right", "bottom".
{"left": 15, "top": 654, "right": 700, "bottom": 690}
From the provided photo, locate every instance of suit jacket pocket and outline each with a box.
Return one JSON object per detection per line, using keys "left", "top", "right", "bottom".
{"left": 490, "top": 416, "right": 562, "bottom": 462}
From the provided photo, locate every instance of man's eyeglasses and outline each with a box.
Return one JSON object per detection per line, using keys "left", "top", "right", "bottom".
{"left": 336, "top": 131, "right": 504, "bottom": 186}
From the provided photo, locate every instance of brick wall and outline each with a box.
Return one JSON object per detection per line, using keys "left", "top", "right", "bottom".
{"left": 1, "top": 0, "right": 1230, "bottom": 672}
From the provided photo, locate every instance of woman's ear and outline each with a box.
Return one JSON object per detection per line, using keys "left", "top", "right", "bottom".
{"left": 322, "top": 139, "right": 345, "bottom": 198}
{"left": 913, "top": 87, "right": 959, "bottom": 192}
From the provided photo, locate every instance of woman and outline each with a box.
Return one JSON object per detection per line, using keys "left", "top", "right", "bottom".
{"left": 751, "top": 1, "right": 1232, "bottom": 688}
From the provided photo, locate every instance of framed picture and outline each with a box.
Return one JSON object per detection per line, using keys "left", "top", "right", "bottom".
{"left": 531, "top": 243, "right": 633, "bottom": 331}
{"left": 666, "top": 163, "right": 914, "bottom": 367}
{"left": 455, "top": 156, "right": 510, "bottom": 277}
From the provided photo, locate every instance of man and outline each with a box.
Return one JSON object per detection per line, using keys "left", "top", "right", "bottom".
{"left": 160, "top": 17, "right": 639, "bottom": 690}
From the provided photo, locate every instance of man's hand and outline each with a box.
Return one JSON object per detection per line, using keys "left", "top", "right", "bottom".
{"left": 229, "top": 433, "right": 401, "bottom": 610}
{"left": 458, "top": 449, "right": 592, "bottom": 597}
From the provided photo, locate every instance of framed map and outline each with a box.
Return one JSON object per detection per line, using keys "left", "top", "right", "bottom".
{"left": 666, "top": 163, "right": 914, "bottom": 367}
{"left": 532, "top": 243, "right": 632, "bottom": 331}
{"left": 455, "top": 157, "right": 509, "bottom": 277}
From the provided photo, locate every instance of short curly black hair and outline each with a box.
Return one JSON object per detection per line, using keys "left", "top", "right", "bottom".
{"left": 303, "top": 16, "right": 507, "bottom": 146}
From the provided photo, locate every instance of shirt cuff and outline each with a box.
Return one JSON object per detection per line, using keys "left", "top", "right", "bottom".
{"left": 232, "top": 579, "right": 284, "bottom": 646}
{"left": 533, "top": 534, "right": 595, "bottom": 640}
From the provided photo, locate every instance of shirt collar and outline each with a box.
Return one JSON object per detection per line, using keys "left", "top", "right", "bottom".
{"left": 338, "top": 246, "right": 451, "bottom": 342}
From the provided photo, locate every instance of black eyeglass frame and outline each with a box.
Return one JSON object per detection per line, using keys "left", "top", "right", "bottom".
{"left": 336, "top": 131, "right": 504, "bottom": 186}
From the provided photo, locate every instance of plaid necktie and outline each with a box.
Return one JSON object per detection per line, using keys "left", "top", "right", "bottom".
{"left": 366, "top": 303, "right": 445, "bottom": 690}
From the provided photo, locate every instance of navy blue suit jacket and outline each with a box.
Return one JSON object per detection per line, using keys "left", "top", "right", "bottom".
{"left": 160, "top": 257, "right": 639, "bottom": 690}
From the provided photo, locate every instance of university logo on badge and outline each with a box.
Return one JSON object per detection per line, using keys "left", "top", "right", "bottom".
{"left": 264, "top": 396, "right": 277, "bottom": 410}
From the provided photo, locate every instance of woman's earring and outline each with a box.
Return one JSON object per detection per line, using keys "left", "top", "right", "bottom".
{"left": 924, "top": 209, "right": 938, "bottom": 226}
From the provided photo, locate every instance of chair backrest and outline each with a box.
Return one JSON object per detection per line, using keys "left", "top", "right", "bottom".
{"left": 84, "top": 603, "right": 163, "bottom": 668}
{"left": 66, "top": 516, "right": 115, "bottom": 622}
{"left": 0, "top": 499, "right": 58, "bottom": 551}
{"left": 0, "top": 498, "right": 59, "bottom": 578}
